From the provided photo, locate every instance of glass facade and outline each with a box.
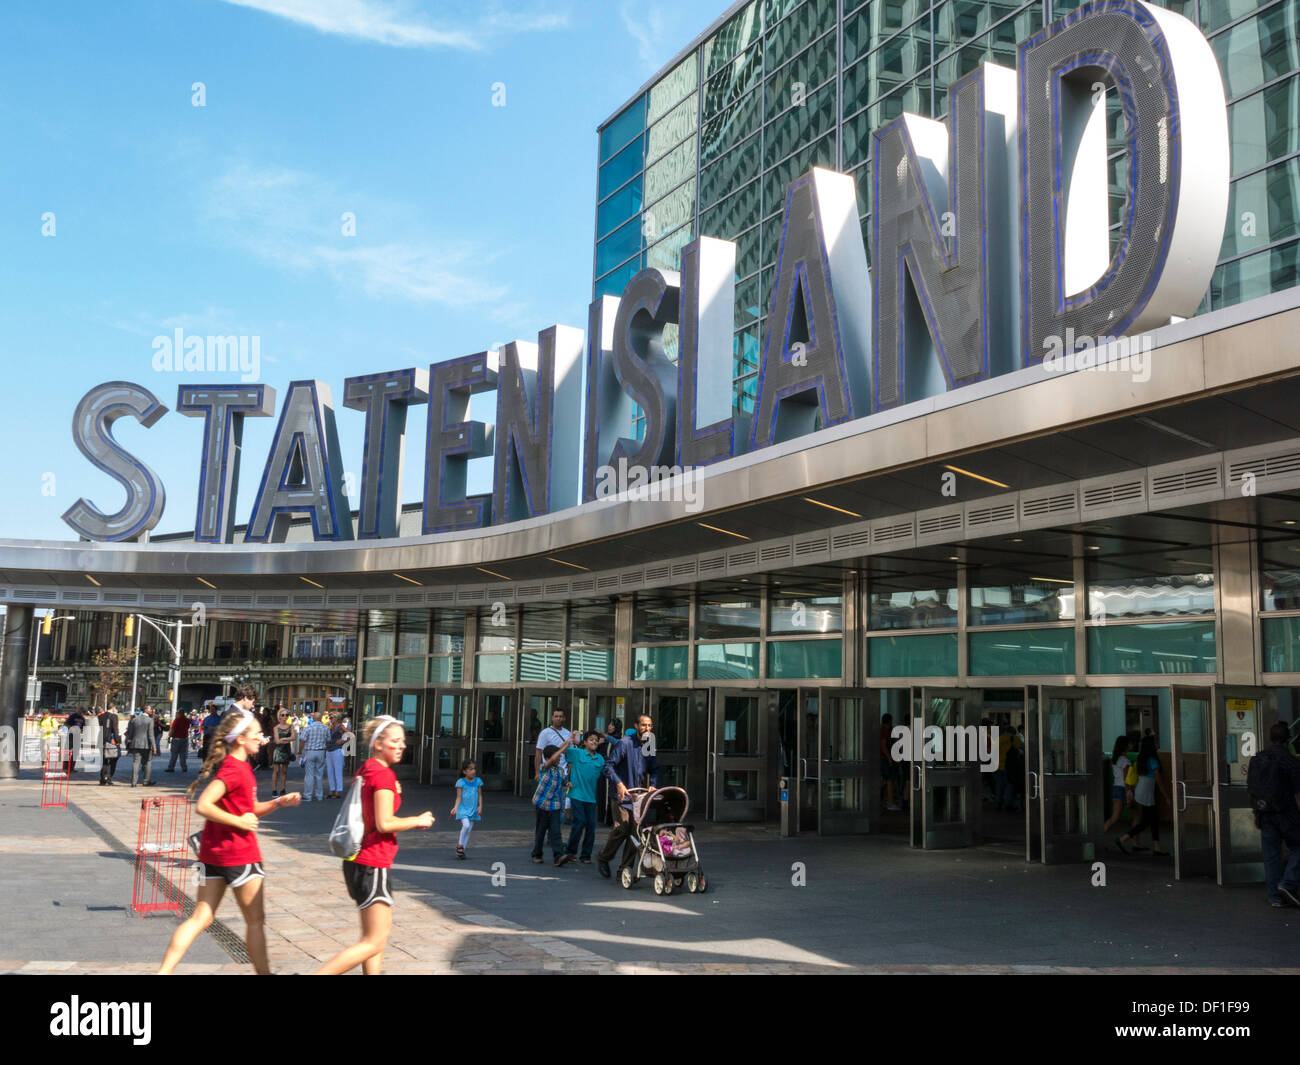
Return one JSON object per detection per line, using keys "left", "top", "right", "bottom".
{"left": 594, "top": 0, "right": 1300, "bottom": 421}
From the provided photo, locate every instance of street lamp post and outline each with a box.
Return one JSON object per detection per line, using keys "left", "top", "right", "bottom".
{"left": 131, "top": 615, "right": 197, "bottom": 723}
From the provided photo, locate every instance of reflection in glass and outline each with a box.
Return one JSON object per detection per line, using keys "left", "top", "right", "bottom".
{"left": 634, "top": 596, "right": 690, "bottom": 642}
{"left": 723, "top": 770, "right": 759, "bottom": 801}
{"left": 968, "top": 576, "right": 1074, "bottom": 625}
{"left": 698, "top": 596, "right": 760, "bottom": 638}
{"left": 436, "top": 694, "right": 465, "bottom": 739}
{"left": 656, "top": 695, "right": 688, "bottom": 750}
{"left": 723, "top": 696, "right": 759, "bottom": 755}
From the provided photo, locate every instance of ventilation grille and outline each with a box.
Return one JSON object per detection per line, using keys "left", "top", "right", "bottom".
{"left": 570, "top": 578, "right": 595, "bottom": 594}
{"left": 220, "top": 594, "right": 252, "bottom": 606}
{"left": 832, "top": 528, "right": 871, "bottom": 550}
{"left": 327, "top": 594, "right": 359, "bottom": 605}
{"left": 917, "top": 512, "right": 962, "bottom": 536}
{"left": 621, "top": 570, "right": 643, "bottom": 586}
{"left": 760, "top": 543, "right": 792, "bottom": 563}
{"left": 873, "top": 521, "right": 913, "bottom": 544}
{"left": 102, "top": 592, "right": 137, "bottom": 604}
{"left": 794, "top": 536, "right": 829, "bottom": 556}
{"left": 427, "top": 590, "right": 455, "bottom": 603}
{"left": 1023, "top": 491, "right": 1078, "bottom": 517}
{"left": 698, "top": 555, "right": 725, "bottom": 574}
{"left": 1081, "top": 481, "right": 1143, "bottom": 509}
{"left": 394, "top": 593, "right": 423, "bottom": 604}
{"left": 1228, "top": 449, "right": 1300, "bottom": 484}
{"left": 518, "top": 585, "right": 541, "bottom": 598}
{"left": 457, "top": 588, "right": 485, "bottom": 602}
{"left": 295, "top": 594, "right": 325, "bottom": 606}
{"left": 1150, "top": 466, "right": 1220, "bottom": 497}
{"left": 727, "top": 549, "right": 758, "bottom": 568}
{"left": 644, "top": 566, "right": 670, "bottom": 584}
{"left": 544, "top": 582, "right": 570, "bottom": 595}
{"left": 597, "top": 574, "right": 620, "bottom": 590}
{"left": 144, "top": 592, "right": 180, "bottom": 604}
{"left": 63, "top": 590, "right": 101, "bottom": 602}
{"left": 671, "top": 562, "right": 697, "bottom": 579}
{"left": 361, "top": 594, "right": 390, "bottom": 606}
{"left": 967, "top": 502, "right": 1016, "bottom": 528}
{"left": 256, "top": 594, "right": 288, "bottom": 605}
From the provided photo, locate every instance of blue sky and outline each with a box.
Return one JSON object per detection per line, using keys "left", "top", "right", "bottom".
{"left": 1, "top": 0, "right": 709, "bottom": 543}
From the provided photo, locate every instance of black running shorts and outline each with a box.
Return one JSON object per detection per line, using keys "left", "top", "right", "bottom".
{"left": 202, "top": 862, "right": 265, "bottom": 887}
{"left": 342, "top": 861, "right": 393, "bottom": 909}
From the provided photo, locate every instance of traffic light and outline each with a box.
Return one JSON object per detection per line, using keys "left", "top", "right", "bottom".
{"left": 124, "top": 615, "right": 134, "bottom": 639}
{"left": 167, "top": 689, "right": 174, "bottom": 701}
{"left": 41, "top": 615, "right": 51, "bottom": 636}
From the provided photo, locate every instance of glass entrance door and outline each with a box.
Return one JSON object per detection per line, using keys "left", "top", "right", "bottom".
{"left": 426, "top": 689, "right": 470, "bottom": 787}
{"left": 711, "top": 689, "right": 769, "bottom": 822}
{"left": 797, "top": 689, "right": 819, "bottom": 832}
{"left": 391, "top": 689, "right": 422, "bottom": 782}
{"left": 516, "top": 688, "right": 563, "bottom": 797}
{"left": 913, "top": 687, "right": 984, "bottom": 848}
{"left": 474, "top": 690, "right": 516, "bottom": 792}
{"left": 1213, "top": 686, "right": 1278, "bottom": 885}
{"left": 1171, "top": 686, "right": 1215, "bottom": 879}
{"left": 1035, "top": 686, "right": 1102, "bottom": 863}
{"left": 817, "top": 688, "right": 879, "bottom": 834}
{"left": 644, "top": 689, "right": 705, "bottom": 798}
{"left": 572, "top": 689, "right": 642, "bottom": 740}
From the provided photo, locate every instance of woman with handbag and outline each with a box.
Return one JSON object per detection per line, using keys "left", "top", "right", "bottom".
{"left": 316, "top": 716, "right": 433, "bottom": 975}
{"left": 270, "top": 708, "right": 295, "bottom": 797}
{"left": 158, "top": 707, "right": 301, "bottom": 975}
{"left": 98, "top": 705, "right": 121, "bottom": 785}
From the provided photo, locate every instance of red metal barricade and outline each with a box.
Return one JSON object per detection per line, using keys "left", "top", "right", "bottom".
{"left": 41, "top": 750, "right": 72, "bottom": 808}
{"left": 132, "top": 796, "right": 192, "bottom": 916}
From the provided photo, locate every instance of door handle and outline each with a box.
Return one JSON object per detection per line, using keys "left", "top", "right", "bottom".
{"left": 911, "top": 763, "right": 921, "bottom": 791}
{"left": 1028, "top": 770, "right": 1039, "bottom": 800}
{"left": 1178, "top": 779, "right": 1186, "bottom": 812}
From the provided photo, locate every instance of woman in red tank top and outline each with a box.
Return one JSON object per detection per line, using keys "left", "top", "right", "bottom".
{"left": 316, "top": 716, "right": 434, "bottom": 975}
{"left": 158, "top": 696, "right": 301, "bottom": 974}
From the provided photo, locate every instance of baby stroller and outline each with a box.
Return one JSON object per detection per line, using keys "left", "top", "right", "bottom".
{"left": 618, "top": 787, "right": 707, "bottom": 895}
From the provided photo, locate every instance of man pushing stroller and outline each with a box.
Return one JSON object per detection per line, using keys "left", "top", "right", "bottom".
{"left": 596, "top": 713, "right": 658, "bottom": 879}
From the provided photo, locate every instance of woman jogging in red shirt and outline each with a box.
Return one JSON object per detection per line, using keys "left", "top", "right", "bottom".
{"left": 158, "top": 706, "right": 300, "bottom": 974}
{"left": 316, "top": 716, "right": 433, "bottom": 975}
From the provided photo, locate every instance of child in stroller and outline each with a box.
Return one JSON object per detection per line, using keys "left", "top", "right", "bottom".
{"left": 618, "top": 786, "right": 707, "bottom": 895}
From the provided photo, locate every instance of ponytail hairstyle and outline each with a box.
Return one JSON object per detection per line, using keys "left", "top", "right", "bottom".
{"left": 187, "top": 710, "right": 254, "bottom": 798}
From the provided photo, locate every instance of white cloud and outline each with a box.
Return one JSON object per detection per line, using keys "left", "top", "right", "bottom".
{"left": 202, "top": 163, "right": 516, "bottom": 313}
{"left": 619, "top": 1, "right": 670, "bottom": 71}
{"left": 214, "top": 0, "right": 568, "bottom": 50}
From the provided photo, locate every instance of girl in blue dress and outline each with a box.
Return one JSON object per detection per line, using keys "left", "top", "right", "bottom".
{"left": 451, "top": 759, "right": 484, "bottom": 860}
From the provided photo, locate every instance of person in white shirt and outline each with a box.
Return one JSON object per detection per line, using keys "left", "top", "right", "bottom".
{"left": 536, "top": 708, "right": 573, "bottom": 821}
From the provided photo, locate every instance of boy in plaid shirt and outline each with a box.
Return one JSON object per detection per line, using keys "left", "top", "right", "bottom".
{"left": 531, "top": 743, "right": 568, "bottom": 867}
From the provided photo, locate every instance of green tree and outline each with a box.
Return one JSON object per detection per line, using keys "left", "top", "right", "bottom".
{"left": 89, "top": 646, "right": 138, "bottom": 711}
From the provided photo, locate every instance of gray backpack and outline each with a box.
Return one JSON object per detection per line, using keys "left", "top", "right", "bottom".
{"left": 329, "top": 775, "right": 365, "bottom": 859}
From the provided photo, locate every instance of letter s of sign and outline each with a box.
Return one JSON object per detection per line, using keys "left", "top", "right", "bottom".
{"left": 62, "top": 382, "right": 169, "bottom": 542}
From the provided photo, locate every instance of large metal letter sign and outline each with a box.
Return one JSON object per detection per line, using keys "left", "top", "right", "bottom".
{"left": 344, "top": 369, "right": 429, "bottom": 540}
{"left": 582, "top": 296, "right": 631, "bottom": 503}
{"left": 177, "top": 385, "right": 276, "bottom": 543}
{"left": 493, "top": 326, "right": 583, "bottom": 524}
{"left": 873, "top": 64, "right": 1018, "bottom": 408}
{"left": 677, "top": 236, "right": 742, "bottom": 467}
{"left": 749, "top": 168, "right": 872, "bottom": 450}
{"left": 610, "top": 269, "right": 681, "bottom": 472}
{"left": 245, "top": 380, "right": 353, "bottom": 542}
{"left": 422, "top": 353, "right": 497, "bottom": 534}
{"left": 1019, "top": 0, "right": 1228, "bottom": 362}
{"left": 62, "top": 382, "right": 168, "bottom": 542}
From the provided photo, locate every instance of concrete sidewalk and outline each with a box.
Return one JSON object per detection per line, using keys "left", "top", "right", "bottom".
{"left": 1, "top": 762, "right": 1296, "bottom": 974}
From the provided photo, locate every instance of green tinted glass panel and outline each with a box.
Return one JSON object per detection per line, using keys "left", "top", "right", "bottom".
{"left": 868, "top": 633, "right": 959, "bottom": 677}
{"left": 705, "top": 2, "right": 762, "bottom": 77}
{"left": 969, "top": 629, "right": 1075, "bottom": 676}
{"left": 475, "top": 654, "right": 515, "bottom": 683}
{"left": 599, "top": 136, "right": 645, "bottom": 201}
{"left": 767, "top": 639, "right": 843, "bottom": 678}
{"left": 705, "top": 40, "right": 765, "bottom": 118}
{"left": 648, "top": 93, "right": 698, "bottom": 164}
{"left": 1222, "top": 156, "right": 1300, "bottom": 258}
{"left": 595, "top": 255, "right": 643, "bottom": 298}
{"left": 633, "top": 645, "right": 689, "bottom": 680}
{"left": 1261, "top": 617, "right": 1300, "bottom": 672}
{"left": 767, "top": 0, "right": 837, "bottom": 70}
{"left": 645, "top": 136, "right": 697, "bottom": 203}
{"left": 597, "top": 176, "right": 644, "bottom": 239}
{"left": 362, "top": 659, "right": 392, "bottom": 683}
{"left": 1087, "top": 623, "right": 1217, "bottom": 674}
{"left": 428, "top": 657, "right": 463, "bottom": 683}
{"left": 394, "top": 657, "right": 424, "bottom": 684}
{"left": 766, "top": 41, "right": 837, "bottom": 123}
{"left": 1211, "top": 4, "right": 1300, "bottom": 100}
{"left": 645, "top": 179, "right": 695, "bottom": 242}
{"left": 1228, "top": 75, "right": 1300, "bottom": 178}
{"left": 601, "top": 97, "right": 646, "bottom": 162}
{"left": 649, "top": 56, "right": 699, "bottom": 123}
{"left": 765, "top": 83, "right": 836, "bottom": 164}
{"left": 1211, "top": 238, "right": 1299, "bottom": 308}
{"left": 596, "top": 216, "right": 643, "bottom": 277}
{"left": 701, "top": 179, "right": 761, "bottom": 239}
{"left": 701, "top": 132, "right": 761, "bottom": 210}
{"left": 518, "top": 652, "right": 562, "bottom": 683}
{"left": 696, "top": 642, "right": 761, "bottom": 679}
{"left": 566, "top": 649, "right": 615, "bottom": 682}
{"left": 701, "top": 89, "right": 763, "bottom": 164}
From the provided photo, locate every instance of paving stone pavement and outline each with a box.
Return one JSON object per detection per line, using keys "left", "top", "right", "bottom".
{"left": 3, "top": 764, "right": 1297, "bottom": 975}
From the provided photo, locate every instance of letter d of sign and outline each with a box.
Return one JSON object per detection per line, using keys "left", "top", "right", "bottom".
{"left": 1019, "top": 0, "right": 1228, "bottom": 362}
{"left": 749, "top": 168, "right": 872, "bottom": 451}
{"left": 245, "top": 380, "right": 353, "bottom": 543}
{"left": 62, "top": 382, "right": 169, "bottom": 542}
